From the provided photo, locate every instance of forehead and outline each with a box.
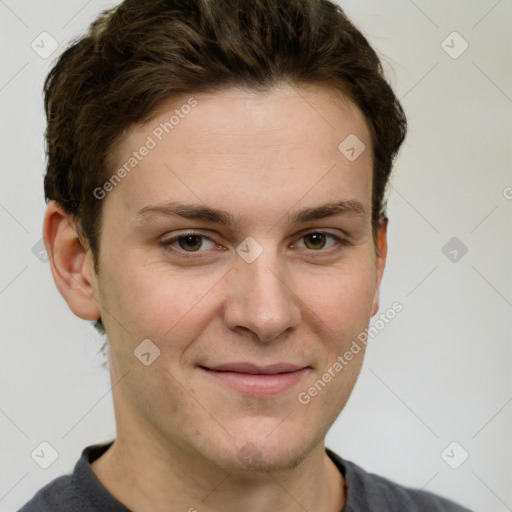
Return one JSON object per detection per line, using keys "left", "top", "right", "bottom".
{"left": 103, "top": 83, "right": 373, "bottom": 223}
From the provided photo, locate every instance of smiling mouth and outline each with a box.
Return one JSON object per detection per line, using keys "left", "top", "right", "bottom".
{"left": 199, "top": 362, "right": 310, "bottom": 396}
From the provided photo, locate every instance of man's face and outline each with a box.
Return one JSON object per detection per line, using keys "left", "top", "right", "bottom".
{"left": 92, "top": 84, "right": 386, "bottom": 471}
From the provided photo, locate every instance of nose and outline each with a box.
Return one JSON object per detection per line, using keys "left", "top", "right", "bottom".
{"left": 223, "top": 251, "right": 301, "bottom": 343}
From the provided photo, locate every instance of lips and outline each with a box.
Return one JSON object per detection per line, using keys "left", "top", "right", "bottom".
{"left": 202, "top": 362, "right": 307, "bottom": 374}
{"left": 200, "top": 362, "right": 310, "bottom": 396}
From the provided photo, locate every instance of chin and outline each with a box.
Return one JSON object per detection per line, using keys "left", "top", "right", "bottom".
{"left": 201, "top": 429, "right": 320, "bottom": 474}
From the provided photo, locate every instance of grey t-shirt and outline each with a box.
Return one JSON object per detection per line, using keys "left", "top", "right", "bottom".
{"left": 18, "top": 442, "right": 472, "bottom": 511}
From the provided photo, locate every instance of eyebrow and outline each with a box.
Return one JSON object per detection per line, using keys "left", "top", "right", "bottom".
{"left": 288, "top": 199, "right": 366, "bottom": 223}
{"left": 136, "top": 199, "right": 366, "bottom": 226}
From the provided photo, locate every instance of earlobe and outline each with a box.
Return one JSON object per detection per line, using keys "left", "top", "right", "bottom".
{"left": 43, "top": 201, "right": 101, "bottom": 321}
{"left": 370, "top": 216, "right": 388, "bottom": 317}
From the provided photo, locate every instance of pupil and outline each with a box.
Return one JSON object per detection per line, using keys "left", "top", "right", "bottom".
{"left": 179, "top": 235, "right": 202, "bottom": 251}
{"left": 306, "top": 233, "right": 325, "bottom": 249}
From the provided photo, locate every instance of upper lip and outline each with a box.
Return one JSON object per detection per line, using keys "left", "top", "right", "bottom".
{"left": 201, "top": 362, "right": 308, "bottom": 375}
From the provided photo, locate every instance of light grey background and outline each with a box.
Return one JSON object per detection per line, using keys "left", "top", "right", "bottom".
{"left": 1, "top": 1, "right": 511, "bottom": 511}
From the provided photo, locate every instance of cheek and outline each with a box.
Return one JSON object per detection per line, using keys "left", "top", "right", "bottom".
{"left": 298, "top": 258, "right": 376, "bottom": 331}
{"left": 100, "top": 254, "right": 221, "bottom": 347}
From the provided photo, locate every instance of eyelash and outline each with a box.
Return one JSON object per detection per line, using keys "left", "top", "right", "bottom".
{"left": 160, "top": 231, "right": 350, "bottom": 258}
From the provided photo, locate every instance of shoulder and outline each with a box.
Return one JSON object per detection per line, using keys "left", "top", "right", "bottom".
{"left": 326, "top": 449, "right": 473, "bottom": 512}
{"left": 17, "top": 474, "right": 86, "bottom": 512}
{"left": 16, "top": 443, "right": 115, "bottom": 512}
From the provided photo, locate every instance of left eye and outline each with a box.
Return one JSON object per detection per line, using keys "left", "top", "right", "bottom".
{"left": 296, "top": 232, "right": 340, "bottom": 250}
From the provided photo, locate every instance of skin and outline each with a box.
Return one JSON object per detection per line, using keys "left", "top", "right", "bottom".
{"left": 44, "top": 83, "right": 387, "bottom": 512}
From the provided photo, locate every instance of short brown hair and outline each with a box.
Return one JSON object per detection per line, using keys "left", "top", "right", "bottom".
{"left": 43, "top": 0, "right": 407, "bottom": 333}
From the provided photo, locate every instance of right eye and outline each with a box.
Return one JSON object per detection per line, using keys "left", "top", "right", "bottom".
{"left": 161, "top": 232, "right": 218, "bottom": 253}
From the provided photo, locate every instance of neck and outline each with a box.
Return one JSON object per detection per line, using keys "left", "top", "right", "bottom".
{"left": 91, "top": 431, "right": 345, "bottom": 512}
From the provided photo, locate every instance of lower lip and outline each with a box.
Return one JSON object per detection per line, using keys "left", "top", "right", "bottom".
{"left": 201, "top": 368, "right": 309, "bottom": 396}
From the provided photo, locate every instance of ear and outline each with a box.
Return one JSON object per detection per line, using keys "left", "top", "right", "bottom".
{"left": 369, "top": 216, "right": 388, "bottom": 317}
{"left": 43, "top": 201, "right": 101, "bottom": 321}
